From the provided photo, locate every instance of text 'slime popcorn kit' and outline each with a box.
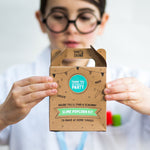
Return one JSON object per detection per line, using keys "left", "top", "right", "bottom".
{"left": 49, "top": 46, "right": 107, "bottom": 131}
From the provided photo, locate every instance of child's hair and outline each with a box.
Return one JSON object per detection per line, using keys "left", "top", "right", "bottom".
{"left": 40, "top": 0, "right": 106, "bottom": 17}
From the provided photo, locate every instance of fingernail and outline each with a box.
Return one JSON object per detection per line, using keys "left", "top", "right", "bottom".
{"left": 104, "top": 88, "right": 111, "bottom": 94}
{"left": 51, "top": 89, "right": 57, "bottom": 93}
{"left": 105, "top": 95, "right": 112, "bottom": 100}
{"left": 53, "top": 82, "right": 58, "bottom": 88}
{"left": 48, "top": 77, "right": 53, "bottom": 82}
{"left": 50, "top": 83, "right": 57, "bottom": 88}
{"left": 107, "top": 83, "right": 112, "bottom": 88}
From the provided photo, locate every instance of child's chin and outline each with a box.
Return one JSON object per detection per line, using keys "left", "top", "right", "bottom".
{"left": 62, "top": 58, "right": 80, "bottom": 64}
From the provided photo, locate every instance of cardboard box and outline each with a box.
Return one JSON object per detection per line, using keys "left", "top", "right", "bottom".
{"left": 49, "top": 46, "right": 107, "bottom": 131}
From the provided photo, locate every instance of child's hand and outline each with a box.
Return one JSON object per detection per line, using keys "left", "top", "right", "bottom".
{"left": 0, "top": 76, "right": 58, "bottom": 130}
{"left": 104, "top": 77, "right": 150, "bottom": 115}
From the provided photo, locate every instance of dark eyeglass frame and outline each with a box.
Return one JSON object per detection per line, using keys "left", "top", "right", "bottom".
{"left": 42, "top": 11, "right": 101, "bottom": 34}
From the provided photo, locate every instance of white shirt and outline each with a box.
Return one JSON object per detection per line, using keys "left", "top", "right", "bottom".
{"left": 0, "top": 47, "right": 150, "bottom": 150}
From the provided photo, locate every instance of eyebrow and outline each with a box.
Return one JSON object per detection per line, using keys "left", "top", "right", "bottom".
{"left": 50, "top": 7, "right": 95, "bottom": 13}
{"left": 78, "top": 8, "right": 95, "bottom": 13}
{"left": 50, "top": 7, "right": 68, "bottom": 12}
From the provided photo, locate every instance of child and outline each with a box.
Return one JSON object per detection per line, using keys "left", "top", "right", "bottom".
{"left": 0, "top": 0, "right": 150, "bottom": 150}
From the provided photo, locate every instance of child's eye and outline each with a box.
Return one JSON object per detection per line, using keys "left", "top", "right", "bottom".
{"left": 78, "top": 12, "right": 95, "bottom": 22}
{"left": 50, "top": 12, "right": 66, "bottom": 21}
{"left": 79, "top": 15, "right": 91, "bottom": 21}
{"left": 53, "top": 15, "right": 65, "bottom": 20}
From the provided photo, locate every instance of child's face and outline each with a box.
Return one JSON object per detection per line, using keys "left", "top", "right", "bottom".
{"left": 36, "top": 0, "right": 108, "bottom": 50}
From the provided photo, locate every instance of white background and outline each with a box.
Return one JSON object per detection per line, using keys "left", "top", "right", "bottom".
{"left": 0, "top": 0, "right": 150, "bottom": 149}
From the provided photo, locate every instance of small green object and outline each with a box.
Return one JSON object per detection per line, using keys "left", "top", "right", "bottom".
{"left": 58, "top": 108, "right": 97, "bottom": 116}
{"left": 112, "top": 114, "right": 122, "bottom": 126}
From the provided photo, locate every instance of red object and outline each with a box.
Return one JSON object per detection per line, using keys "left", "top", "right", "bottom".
{"left": 107, "top": 111, "right": 113, "bottom": 125}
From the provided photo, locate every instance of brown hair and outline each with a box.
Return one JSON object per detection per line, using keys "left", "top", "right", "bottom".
{"left": 40, "top": 0, "right": 106, "bottom": 17}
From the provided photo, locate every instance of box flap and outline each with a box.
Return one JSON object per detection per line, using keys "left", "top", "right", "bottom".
{"left": 51, "top": 46, "right": 106, "bottom": 67}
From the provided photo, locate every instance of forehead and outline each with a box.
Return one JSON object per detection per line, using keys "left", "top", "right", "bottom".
{"left": 46, "top": 0, "right": 100, "bottom": 14}
{"left": 47, "top": 0, "right": 97, "bottom": 5}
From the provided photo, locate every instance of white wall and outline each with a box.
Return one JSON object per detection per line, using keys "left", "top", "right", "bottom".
{"left": 102, "top": 0, "right": 150, "bottom": 71}
{"left": 0, "top": 0, "right": 49, "bottom": 74}
{"left": 0, "top": 0, "right": 150, "bottom": 149}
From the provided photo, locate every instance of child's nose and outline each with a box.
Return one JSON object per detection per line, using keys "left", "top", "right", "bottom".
{"left": 66, "top": 23, "right": 78, "bottom": 34}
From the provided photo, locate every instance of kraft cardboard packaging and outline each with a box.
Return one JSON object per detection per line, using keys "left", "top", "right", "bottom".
{"left": 49, "top": 46, "right": 107, "bottom": 131}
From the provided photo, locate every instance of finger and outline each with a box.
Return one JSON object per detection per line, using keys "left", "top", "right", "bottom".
{"left": 105, "top": 92, "right": 137, "bottom": 101}
{"left": 14, "top": 76, "right": 53, "bottom": 87}
{"left": 22, "top": 89, "right": 57, "bottom": 103}
{"left": 107, "top": 77, "right": 136, "bottom": 88}
{"left": 104, "top": 84, "right": 136, "bottom": 94}
{"left": 20, "top": 82, "right": 58, "bottom": 95}
{"left": 28, "top": 98, "right": 44, "bottom": 109}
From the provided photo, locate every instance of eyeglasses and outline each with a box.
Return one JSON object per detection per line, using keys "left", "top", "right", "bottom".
{"left": 42, "top": 11, "right": 101, "bottom": 34}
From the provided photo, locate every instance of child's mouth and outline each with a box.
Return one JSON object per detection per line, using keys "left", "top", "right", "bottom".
{"left": 64, "top": 41, "right": 79, "bottom": 48}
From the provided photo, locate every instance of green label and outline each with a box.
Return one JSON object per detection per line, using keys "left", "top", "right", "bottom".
{"left": 69, "top": 74, "right": 87, "bottom": 93}
{"left": 58, "top": 108, "right": 97, "bottom": 116}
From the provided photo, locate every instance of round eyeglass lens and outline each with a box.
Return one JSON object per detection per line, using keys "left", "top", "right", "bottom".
{"left": 47, "top": 12, "right": 68, "bottom": 33}
{"left": 76, "top": 12, "right": 98, "bottom": 33}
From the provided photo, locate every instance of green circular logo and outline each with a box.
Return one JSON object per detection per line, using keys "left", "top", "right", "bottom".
{"left": 69, "top": 74, "right": 87, "bottom": 93}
